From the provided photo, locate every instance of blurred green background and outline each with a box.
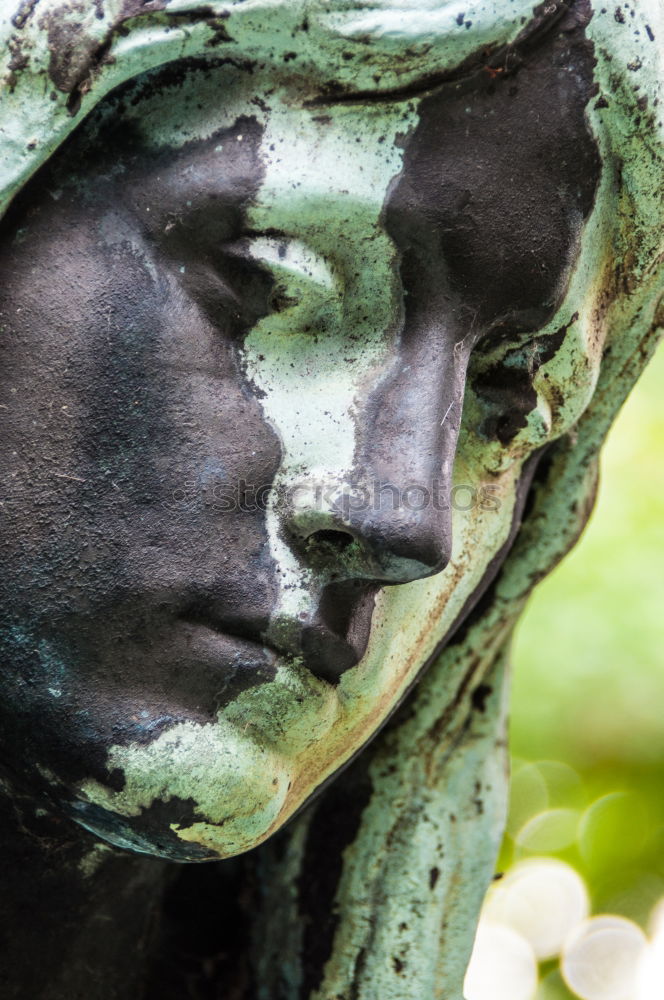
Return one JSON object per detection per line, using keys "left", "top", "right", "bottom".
{"left": 496, "top": 343, "right": 664, "bottom": 998}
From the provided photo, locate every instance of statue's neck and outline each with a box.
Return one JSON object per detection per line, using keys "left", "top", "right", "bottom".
{"left": 0, "top": 787, "right": 167, "bottom": 1000}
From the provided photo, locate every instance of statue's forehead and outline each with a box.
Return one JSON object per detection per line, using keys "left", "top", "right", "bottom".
{"left": 111, "top": 62, "right": 418, "bottom": 158}
{"left": 0, "top": 0, "right": 585, "bottom": 218}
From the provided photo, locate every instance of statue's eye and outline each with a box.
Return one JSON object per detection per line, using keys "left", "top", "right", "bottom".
{"left": 242, "top": 236, "right": 344, "bottom": 334}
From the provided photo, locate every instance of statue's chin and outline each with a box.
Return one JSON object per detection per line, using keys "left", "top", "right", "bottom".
{"left": 66, "top": 787, "right": 290, "bottom": 862}
{"left": 62, "top": 721, "right": 296, "bottom": 862}
{"left": 67, "top": 800, "right": 223, "bottom": 862}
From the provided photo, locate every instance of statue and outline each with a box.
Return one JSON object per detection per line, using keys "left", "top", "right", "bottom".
{"left": 0, "top": 0, "right": 661, "bottom": 996}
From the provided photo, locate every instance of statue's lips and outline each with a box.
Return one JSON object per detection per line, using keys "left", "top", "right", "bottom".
{"left": 180, "top": 581, "right": 378, "bottom": 688}
{"left": 176, "top": 620, "right": 279, "bottom": 707}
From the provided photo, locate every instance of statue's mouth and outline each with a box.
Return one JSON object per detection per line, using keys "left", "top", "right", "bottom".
{"left": 171, "top": 618, "right": 280, "bottom": 707}
{"left": 181, "top": 579, "right": 379, "bottom": 693}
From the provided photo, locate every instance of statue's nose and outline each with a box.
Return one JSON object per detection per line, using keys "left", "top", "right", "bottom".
{"left": 284, "top": 493, "right": 451, "bottom": 585}
{"left": 281, "top": 315, "right": 471, "bottom": 586}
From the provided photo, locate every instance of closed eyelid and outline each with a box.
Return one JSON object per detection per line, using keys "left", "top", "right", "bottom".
{"left": 237, "top": 236, "right": 343, "bottom": 299}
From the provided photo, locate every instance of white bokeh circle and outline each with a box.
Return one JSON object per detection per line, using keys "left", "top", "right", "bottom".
{"left": 464, "top": 920, "right": 538, "bottom": 1000}
{"left": 561, "top": 915, "right": 648, "bottom": 1000}
{"left": 483, "top": 858, "right": 590, "bottom": 960}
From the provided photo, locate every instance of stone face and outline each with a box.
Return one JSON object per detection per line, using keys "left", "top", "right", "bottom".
{"left": 0, "top": 0, "right": 662, "bottom": 997}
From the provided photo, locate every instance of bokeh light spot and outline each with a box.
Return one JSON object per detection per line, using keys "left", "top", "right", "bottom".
{"left": 561, "top": 915, "right": 647, "bottom": 1000}
{"left": 507, "top": 762, "right": 550, "bottom": 837}
{"left": 464, "top": 920, "right": 538, "bottom": 1000}
{"left": 516, "top": 808, "right": 580, "bottom": 854}
{"left": 578, "top": 793, "right": 647, "bottom": 871}
{"left": 483, "top": 858, "right": 589, "bottom": 960}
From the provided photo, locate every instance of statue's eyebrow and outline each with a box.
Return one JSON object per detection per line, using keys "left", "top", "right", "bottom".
{"left": 306, "top": 53, "right": 493, "bottom": 108}
{"left": 305, "top": 0, "right": 570, "bottom": 108}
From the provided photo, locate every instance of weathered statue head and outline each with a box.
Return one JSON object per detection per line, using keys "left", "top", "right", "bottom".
{"left": 0, "top": 0, "right": 661, "bottom": 893}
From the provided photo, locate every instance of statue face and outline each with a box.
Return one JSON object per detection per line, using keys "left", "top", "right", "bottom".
{"left": 0, "top": 18, "right": 602, "bottom": 859}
